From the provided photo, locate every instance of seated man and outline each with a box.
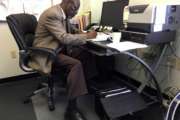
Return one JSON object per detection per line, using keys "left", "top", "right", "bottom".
{"left": 29, "top": 0, "right": 97, "bottom": 120}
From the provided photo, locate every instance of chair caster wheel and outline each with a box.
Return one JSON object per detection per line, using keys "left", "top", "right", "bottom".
{"left": 49, "top": 104, "right": 55, "bottom": 111}
{"left": 48, "top": 97, "right": 55, "bottom": 111}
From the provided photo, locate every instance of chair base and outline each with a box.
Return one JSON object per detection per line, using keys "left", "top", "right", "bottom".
{"left": 23, "top": 83, "right": 55, "bottom": 111}
{"left": 48, "top": 96, "right": 55, "bottom": 111}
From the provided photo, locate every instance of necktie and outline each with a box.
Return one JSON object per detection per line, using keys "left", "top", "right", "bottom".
{"left": 66, "top": 18, "right": 71, "bottom": 33}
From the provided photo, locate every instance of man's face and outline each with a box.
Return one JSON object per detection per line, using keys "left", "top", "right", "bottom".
{"left": 65, "top": 0, "right": 80, "bottom": 18}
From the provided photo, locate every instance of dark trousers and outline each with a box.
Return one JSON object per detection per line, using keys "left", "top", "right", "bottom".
{"left": 54, "top": 53, "right": 88, "bottom": 100}
{"left": 67, "top": 46, "right": 98, "bottom": 81}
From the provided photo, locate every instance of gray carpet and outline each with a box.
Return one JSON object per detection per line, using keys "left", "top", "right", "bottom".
{"left": 0, "top": 78, "right": 38, "bottom": 120}
{"left": 0, "top": 77, "right": 100, "bottom": 120}
{"left": 32, "top": 87, "right": 100, "bottom": 120}
{"left": 0, "top": 77, "right": 166, "bottom": 120}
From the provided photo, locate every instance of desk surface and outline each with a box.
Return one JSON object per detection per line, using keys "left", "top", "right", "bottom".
{"left": 83, "top": 40, "right": 148, "bottom": 56}
{"left": 82, "top": 41, "right": 119, "bottom": 56}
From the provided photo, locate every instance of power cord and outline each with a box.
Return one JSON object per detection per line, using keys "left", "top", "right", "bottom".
{"left": 121, "top": 51, "right": 163, "bottom": 104}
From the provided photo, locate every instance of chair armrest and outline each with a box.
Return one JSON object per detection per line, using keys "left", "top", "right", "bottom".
{"left": 19, "top": 47, "right": 63, "bottom": 72}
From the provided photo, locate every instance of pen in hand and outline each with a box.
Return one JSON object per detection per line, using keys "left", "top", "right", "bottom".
{"left": 86, "top": 30, "right": 97, "bottom": 39}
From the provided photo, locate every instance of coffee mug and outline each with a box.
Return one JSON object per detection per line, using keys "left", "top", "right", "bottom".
{"left": 112, "top": 32, "right": 121, "bottom": 43}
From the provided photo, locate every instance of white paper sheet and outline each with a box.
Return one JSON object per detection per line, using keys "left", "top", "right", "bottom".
{"left": 88, "top": 32, "right": 111, "bottom": 42}
{"left": 107, "top": 41, "right": 148, "bottom": 52}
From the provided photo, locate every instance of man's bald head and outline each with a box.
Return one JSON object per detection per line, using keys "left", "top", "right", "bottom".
{"left": 61, "top": 0, "right": 80, "bottom": 18}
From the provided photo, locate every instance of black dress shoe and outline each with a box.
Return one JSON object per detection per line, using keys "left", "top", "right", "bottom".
{"left": 64, "top": 108, "right": 86, "bottom": 120}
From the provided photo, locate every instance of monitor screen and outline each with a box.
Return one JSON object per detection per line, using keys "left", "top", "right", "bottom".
{"left": 100, "top": 0, "right": 129, "bottom": 31}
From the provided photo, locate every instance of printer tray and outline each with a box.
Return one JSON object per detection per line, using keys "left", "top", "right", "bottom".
{"left": 90, "top": 78, "right": 148, "bottom": 119}
{"left": 100, "top": 91, "right": 147, "bottom": 119}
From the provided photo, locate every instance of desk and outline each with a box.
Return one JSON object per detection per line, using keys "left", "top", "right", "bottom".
{"left": 81, "top": 41, "right": 118, "bottom": 56}
{"left": 81, "top": 41, "right": 163, "bottom": 120}
{"left": 82, "top": 40, "right": 148, "bottom": 56}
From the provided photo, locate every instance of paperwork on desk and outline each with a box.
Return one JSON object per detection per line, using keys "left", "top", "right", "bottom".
{"left": 107, "top": 41, "right": 148, "bottom": 52}
{"left": 88, "top": 32, "right": 111, "bottom": 42}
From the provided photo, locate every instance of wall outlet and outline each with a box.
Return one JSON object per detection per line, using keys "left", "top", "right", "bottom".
{"left": 10, "top": 51, "right": 17, "bottom": 59}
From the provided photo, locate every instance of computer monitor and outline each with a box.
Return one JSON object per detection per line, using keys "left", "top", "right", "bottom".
{"left": 100, "top": 0, "right": 129, "bottom": 31}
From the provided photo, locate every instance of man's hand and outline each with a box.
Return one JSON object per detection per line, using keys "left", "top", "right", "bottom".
{"left": 86, "top": 31, "right": 97, "bottom": 39}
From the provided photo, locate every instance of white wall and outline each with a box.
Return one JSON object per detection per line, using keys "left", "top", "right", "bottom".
{"left": 0, "top": 23, "right": 27, "bottom": 79}
{"left": 90, "top": 0, "right": 104, "bottom": 23}
{"left": 79, "top": 0, "right": 91, "bottom": 14}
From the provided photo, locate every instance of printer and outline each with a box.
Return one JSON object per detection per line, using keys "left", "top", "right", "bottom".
{"left": 121, "top": 5, "right": 180, "bottom": 44}
{"left": 127, "top": 5, "right": 180, "bottom": 32}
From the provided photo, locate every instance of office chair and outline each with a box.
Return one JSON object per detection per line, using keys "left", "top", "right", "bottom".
{"left": 6, "top": 13, "right": 61, "bottom": 111}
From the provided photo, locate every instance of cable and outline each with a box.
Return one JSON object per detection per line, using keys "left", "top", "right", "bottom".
{"left": 153, "top": 44, "right": 168, "bottom": 72}
{"left": 127, "top": 50, "right": 145, "bottom": 75}
{"left": 168, "top": 43, "right": 180, "bottom": 58}
{"left": 109, "top": 46, "right": 163, "bottom": 104}
{"left": 127, "top": 57, "right": 141, "bottom": 72}
{"left": 122, "top": 51, "right": 163, "bottom": 104}
{"left": 145, "top": 44, "right": 168, "bottom": 88}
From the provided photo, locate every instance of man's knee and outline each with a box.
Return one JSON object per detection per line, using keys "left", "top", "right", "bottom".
{"left": 74, "top": 60, "right": 83, "bottom": 68}
{"left": 71, "top": 59, "right": 82, "bottom": 68}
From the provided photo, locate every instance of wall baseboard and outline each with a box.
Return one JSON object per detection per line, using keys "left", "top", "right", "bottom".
{"left": 0, "top": 73, "right": 40, "bottom": 84}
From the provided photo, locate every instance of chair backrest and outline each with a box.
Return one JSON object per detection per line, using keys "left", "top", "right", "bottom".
{"left": 6, "top": 13, "right": 37, "bottom": 50}
{"left": 6, "top": 13, "right": 37, "bottom": 72}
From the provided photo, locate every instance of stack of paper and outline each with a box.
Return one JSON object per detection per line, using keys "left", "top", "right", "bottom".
{"left": 107, "top": 41, "right": 148, "bottom": 52}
